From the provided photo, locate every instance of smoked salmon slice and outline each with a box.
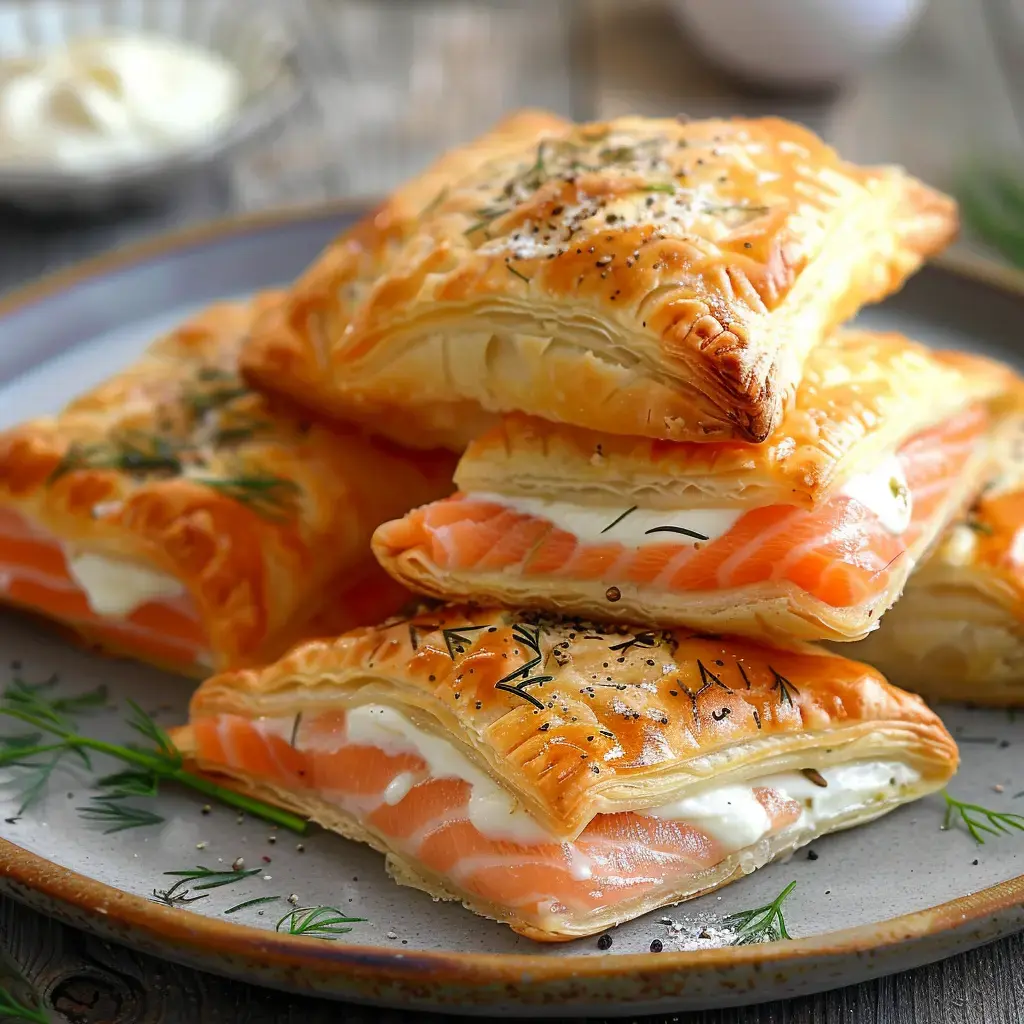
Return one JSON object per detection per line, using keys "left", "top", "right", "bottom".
{"left": 173, "top": 606, "right": 958, "bottom": 940}
{"left": 373, "top": 405, "right": 991, "bottom": 643}
{"left": 0, "top": 296, "right": 456, "bottom": 675}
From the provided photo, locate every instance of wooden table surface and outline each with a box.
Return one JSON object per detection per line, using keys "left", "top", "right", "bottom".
{"left": 2, "top": 1, "right": 1023, "bottom": 1021}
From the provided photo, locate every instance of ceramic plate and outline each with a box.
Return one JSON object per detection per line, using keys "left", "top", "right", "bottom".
{"left": 2, "top": 205, "right": 1024, "bottom": 1018}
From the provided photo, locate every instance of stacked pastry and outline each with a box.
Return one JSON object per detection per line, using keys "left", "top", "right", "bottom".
{"left": 167, "top": 113, "right": 1014, "bottom": 941}
{"left": 4, "top": 112, "right": 1016, "bottom": 940}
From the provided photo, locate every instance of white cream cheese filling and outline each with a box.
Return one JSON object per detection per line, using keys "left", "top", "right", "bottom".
{"left": 466, "top": 456, "right": 913, "bottom": 548}
{"left": 66, "top": 551, "right": 185, "bottom": 618}
{"left": 645, "top": 760, "right": 921, "bottom": 849}
{"left": 279, "top": 704, "right": 920, "bottom": 851}
{"left": 468, "top": 492, "right": 744, "bottom": 547}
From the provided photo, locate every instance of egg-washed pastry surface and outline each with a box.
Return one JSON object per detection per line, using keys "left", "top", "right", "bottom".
{"left": 172, "top": 604, "right": 956, "bottom": 940}
{"left": 850, "top": 406, "right": 1024, "bottom": 703}
{"left": 373, "top": 331, "right": 1013, "bottom": 644}
{"left": 0, "top": 295, "right": 456, "bottom": 676}
{"left": 240, "top": 108, "right": 571, "bottom": 449}
{"left": 245, "top": 113, "right": 957, "bottom": 450}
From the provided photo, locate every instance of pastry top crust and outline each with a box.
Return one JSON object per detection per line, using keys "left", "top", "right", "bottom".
{"left": 189, "top": 604, "right": 958, "bottom": 838}
{"left": 455, "top": 330, "right": 1012, "bottom": 509}
{"left": 239, "top": 109, "right": 571, "bottom": 440}
{"left": 298, "top": 114, "right": 957, "bottom": 448}
{"left": 0, "top": 295, "right": 456, "bottom": 668}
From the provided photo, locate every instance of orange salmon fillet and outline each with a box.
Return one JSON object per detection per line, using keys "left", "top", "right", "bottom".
{"left": 192, "top": 711, "right": 805, "bottom": 928}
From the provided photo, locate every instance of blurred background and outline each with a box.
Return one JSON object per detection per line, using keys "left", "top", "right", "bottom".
{"left": 0, "top": 0, "right": 1021, "bottom": 284}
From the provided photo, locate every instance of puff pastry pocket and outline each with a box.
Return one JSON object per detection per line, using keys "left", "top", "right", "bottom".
{"left": 850, "top": 408, "right": 1024, "bottom": 704}
{"left": 240, "top": 109, "right": 572, "bottom": 450}
{"left": 288, "top": 114, "right": 957, "bottom": 450}
{"left": 0, "top": 295, "right": 456, "bottom": 676}
{"left": 373, "top": 330, "right": 1013, "bottom": 643}
{"left": 171, "top": 604, "right": 956, "bottom": 940}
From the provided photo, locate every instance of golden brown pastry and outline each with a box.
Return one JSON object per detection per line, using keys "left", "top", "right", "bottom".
{"left": 372, "top": 330, "right": 1013, "bottom": 643}
{"left": 849, "top": 407, "right": 1024, "bottom": 703}
{"left": 172, "top": 604, "right": 957, "bottom": 941}
{"left": 244, "top": 113, "right": 957, "bottom": 450}
{"left": 0, "top": 294, "right": 456, "bottom": 676}
{"left": 240, "top": 108, "right": 571, "bottom": 449}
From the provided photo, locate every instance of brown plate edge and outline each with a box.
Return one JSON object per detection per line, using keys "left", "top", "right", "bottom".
{"left": 0, "top": 210, "right": 1022, "bottom": 1011}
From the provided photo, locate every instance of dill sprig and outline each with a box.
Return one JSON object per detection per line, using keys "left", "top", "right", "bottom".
{"left": 943, "top": 793, "right": 1024, "bottom": 844}
{"left": 0, "top": 984, "right": 48, "bottom": 1023}
{"left": 724, "top": 880, "right": 797, "bottom": 945}
{"left": 0, "top": 695, "right": 307, "bottom": 834}
{"left": 644, "top": 525, "right": 709, "bottom": 541}
{"left": 200, "top": 474, "right": 300, "bottom": 521}
{"left": 225, "top": 895, "right": 282, "bottom": 915}
{"left": 601, "top": 507, "right": 637, "bottom": 534}
{"left": 77, "top": 799, "right": 164, "bottom": 834}
{"left": 276, "top": 905, "right": 364, "bottom": 940}
{"left": 162, "top": 864, "right": 263, "bottom": 892}
{"left": 151, "top": 887, "right": 209, "bottom": 907}
{"left": 49, "top": 433, "right": 185, "bottom": 482}
{"left": 0, "top": 676, "right": 106, "bottom": 814}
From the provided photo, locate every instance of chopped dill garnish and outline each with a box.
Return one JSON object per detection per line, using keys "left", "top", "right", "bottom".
{"left": 276, "top": 905, "right": 364, "bottom": 940}
{"left": 643, "top": 525, "right": 709, "bottom": 541}
{"left": 225, "top": 895, "right": 283, "bottom": 915}
{"left": 200, "top": 475, "right": 300, "bottom": 521}
{"left": 0, "top": 983, "right": 49, "bottom": 1023}
{"left": 724, "top": 880, "right": 797, "bottom": 945}
{"left": 943, "top": 793, "right": 1024, "bottom": 844}
{"left": 601, "top": 507, "right": 637, "bottom": 534}
{"left": 506, "top": 263, "right": 531, "bottom": 283}
{"left": 77, "top": 799, "right": 165, "bottom": 833}
{"left": 0, "top": 693, "right": 307, "bottom": 833}
{"left": 162, "top": 864, "right": 263, "bottom": 891}
{"left": 639, "top": 183, "right": 676, "bottom": 193}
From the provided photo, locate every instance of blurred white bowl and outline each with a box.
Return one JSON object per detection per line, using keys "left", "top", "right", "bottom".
{"left": 669, "top": 0, "right": 927, "bottom": 89}
{"left": 0, "top": 0, "right": 299, "bottom": 212}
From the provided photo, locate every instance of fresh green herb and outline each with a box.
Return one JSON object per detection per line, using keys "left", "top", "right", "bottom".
{"left": 151, "top": 887, "right": 209, "bottom": 907}
{"left": 0, "top": 984, "right": 49, "bottom": 1023}
{"left": 225, "top": 895, "right": 283, "bottom": 915}
{"left": 768, "top": 666, "right": 799, "bottom": 707}
{"left": 643, "top": 525, "right": 709, "bottom": 541}
{"left": 93, "top": 768, "right": 160, "bottom": 799}
{"left": 966, "top": 519, "right": 994, "bottom": 535}
{"left": 0, "top": 695, "right": 307, "bottom": 833}
{"left": 943, "top": 793, "right": 1024, "bottom": 844}
{"left": 889, "top": 476, "right": 909, "bottom": 503}
{"left": 494, "top": 622, "right": 550, "bottom": 710}
{"left": 49, "top": 433, "right": 185, "bottom": 482}
{"left": 276, "top": 905, "right": 364, "bottom": 939}
{"left": 77, "top": 799, "right": 165, "bottom": 834}
{"left": 200, "top": 475, "right": 300, "bottom": 521}
{"left": 639, "top": 183, "right": 676, "bottom": 193}
{"left": 185, "top": 383, "right": 249, "bottom": 417}
{"left": 211, "top": 420, "right": 272, "bottom": 446}
{"left": 441, "top": 625, "right": 490, "bottom": 661}
{"left": 724, "top": 881, "right": 797, "bottom": 945}
{"left": 0, "top": 676, "right": 105, "bottom": 813}
{"left": 601, "top": 507, "right": 637, "bottom": 534}
{"left": 505, "top": 263, "right": 531, "bottom": 284}
{"left": 608, "top": 631, "right": 658, "bottom": 653}
{"left": 162, "top": 865, "right": 263, "bottom": 892}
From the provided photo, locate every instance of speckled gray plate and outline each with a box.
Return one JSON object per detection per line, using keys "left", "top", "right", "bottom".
{"left": 2, "top": 205, "right": 1024, "bottom": 1017}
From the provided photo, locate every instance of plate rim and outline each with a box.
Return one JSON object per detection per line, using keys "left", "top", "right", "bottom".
{"left": 2, "top": 201, "right": 1024, "bottom": 1002}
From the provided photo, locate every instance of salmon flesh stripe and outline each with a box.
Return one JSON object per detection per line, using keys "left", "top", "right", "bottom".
{"left": 376, "top": 407, "right": 986, "bottom": 610}
{"left": 0, "top": 506, "right": 209, "bottom": 671}
{"left": 192, "top": 711, "right": 807, "bottom": 932}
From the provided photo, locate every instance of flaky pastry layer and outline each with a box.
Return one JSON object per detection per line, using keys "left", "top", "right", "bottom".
{"left": 184, "top": 605, "right": 957, "bottom": 838}
{"left": 454, "top": 332, "right": 1012, "bottom": 509}
{"left": 247, "top": 113, "right": 958, "bottom": 448}
{"left": 0, "top": 296, "right": 455, "bottom": 672}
